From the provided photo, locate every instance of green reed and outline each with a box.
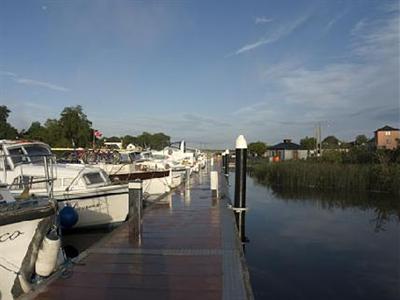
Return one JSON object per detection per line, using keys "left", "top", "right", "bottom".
{"left": 249, "top": 160, "right": 400, "bottom": 195}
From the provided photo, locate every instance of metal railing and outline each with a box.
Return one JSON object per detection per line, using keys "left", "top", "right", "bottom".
{"left": 0, "top": 153, "right": 57, "bottom": 200}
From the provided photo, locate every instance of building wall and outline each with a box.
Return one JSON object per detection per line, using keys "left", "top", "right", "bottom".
{"left": 284, "top": 150, "right": 293, "bottom": 160}
{"left": 375, "top": 131, "right": 400, "bottom": 150}
{"left": 298, "top": 150, "right": 308, "bottom": 160}
{"left": 266, "top": 149, "right": 309, "bottom": 160}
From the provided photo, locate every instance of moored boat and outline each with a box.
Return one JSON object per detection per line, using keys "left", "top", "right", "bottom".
{"left": 0, "top": 184, "right": 56, "bottom": 300}
{"left": 0, "top": 140, "right": 129, "bottom": 230}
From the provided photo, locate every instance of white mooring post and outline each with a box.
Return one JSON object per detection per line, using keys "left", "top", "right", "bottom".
{"left": 210, "top": 170, "right": 218, "bottom": 196}
{"left": 128, "top": 180, "right": 143, "bottom": 241}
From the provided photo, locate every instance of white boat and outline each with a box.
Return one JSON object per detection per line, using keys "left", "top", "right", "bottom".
{"left": 0, "top": 140, "right": 129, "bottom": 230}
{"left": 0, "top": 184, "right": 56, "bottom": 300}
{"left": 82, "top": 150, "right": 183, "bottom": 197}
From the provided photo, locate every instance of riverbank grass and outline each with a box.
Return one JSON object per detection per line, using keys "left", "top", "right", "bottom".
{"left": 250, "top": 160, "right": 400, "bottom": 195}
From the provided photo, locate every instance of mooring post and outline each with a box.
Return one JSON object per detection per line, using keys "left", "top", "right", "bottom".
{"left": 128, "top": 180, "right": 142, "bottom": 241}
{"left": 224, "top": 149, "right": 230, "bottom": 176}
{"left": 210, "top": 170, "right": 218, "bottom": 197}
{"left": 234, "top": 135, "right": 247, "bottom": 228}
{"left": 185, "top": 166, "right": 191, "bottom": 189}
{"left": 221, "top": 152, "right": 226, "bottom": 173}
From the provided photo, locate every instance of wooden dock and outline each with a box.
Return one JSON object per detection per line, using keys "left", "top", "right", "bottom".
{"left": 25, "top": 168, "right": 253, "bottom": 300}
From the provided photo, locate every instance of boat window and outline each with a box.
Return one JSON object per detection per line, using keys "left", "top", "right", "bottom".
{"left": 119, "top": 153, "right": 131, "bottom": 163}
{"left": 8, "top": 147, "right": 26, "bottom": 165}
{"left": 24, "top": 145, "right": 51, "bottom": 163}
{"left": 129, "top": 152, "right": 141, "bottom": 161}
{"left": 83, "top": 172, "right": 105, "bottom": 185}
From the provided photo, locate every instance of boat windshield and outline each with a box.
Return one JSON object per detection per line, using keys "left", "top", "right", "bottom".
{"left": 119, "top": 153, "right": 132, "bottom": 163}
{"left": 24, "top": 145, "right": 51, "bottom": 164}
{"left": 8, "top": 147, "right": 26, "bottom": 165}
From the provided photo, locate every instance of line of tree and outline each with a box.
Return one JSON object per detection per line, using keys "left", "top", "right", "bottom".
{"left": 0, "top": 105, "right": 170, "bottom": 150}
{"left": 0, "top": 106, "right": 18, "bottom": 139}
{"left": 300, "top": 134, "right": 371, "bottom": 150}
{"left": 248, "top": 141, "right": 268, "bottom": 157}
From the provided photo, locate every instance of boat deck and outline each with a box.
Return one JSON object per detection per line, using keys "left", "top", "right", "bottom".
{"left": 27, "top": 168, "right": 252, "bottom": 300}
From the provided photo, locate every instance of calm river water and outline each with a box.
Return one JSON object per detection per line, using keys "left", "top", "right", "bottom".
{"left": 230, "top": 173, "right": 399, "bottom": 300}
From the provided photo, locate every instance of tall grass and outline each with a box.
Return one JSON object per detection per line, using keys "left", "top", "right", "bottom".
{"left": 250, "top": 160, "right": 400, "bottom": 195}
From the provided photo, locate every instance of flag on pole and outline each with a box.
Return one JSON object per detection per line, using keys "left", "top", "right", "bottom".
{"left": 94, "top": 130, "right": 103, "bottom": 139}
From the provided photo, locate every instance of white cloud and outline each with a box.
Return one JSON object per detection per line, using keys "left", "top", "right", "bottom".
{"left": 0, "top": 71, "right": 69, "bottom": 92}
{"left": 255, "top": 17, "right": 273, "bottom": 24}
{"left": 324, "top": 10, "right": 348, "bottom": 32}
{"left": 15, "top": 78, "right": 69, "bottom": 92}
{"left": 0, "top": 71, "right": 17, "bottom": 77}
{"left": 234, "top": 38, "right": 273, "bottom": 55}
{"left": 232, "top": 14, "right": 310, "bottom": 55}
{"left": 246, "top": 11, "right": 399, "bottom": 140}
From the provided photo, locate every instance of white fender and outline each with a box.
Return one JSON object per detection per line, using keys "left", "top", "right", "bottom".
{"left": 35, "top": 232, "right": 61, "bottom": 277}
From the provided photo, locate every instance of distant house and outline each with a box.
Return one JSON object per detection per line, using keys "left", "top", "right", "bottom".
{"left": 266, "top": 139, "right": 308, "bottom": 161}
{"left": 104, "top": 141, "right": 123, "bottom": 149}
{"left": 126, "top": 143, "right": 142, "bottom": 151}
{"left": 374, "top": 125, "right": 400, "bottom": 150}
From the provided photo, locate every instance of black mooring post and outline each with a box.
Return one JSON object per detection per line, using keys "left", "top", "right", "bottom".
{"left": 234, "top": 135, "right": 247, "bottom": 227}
{"left": 224, "top": 149, "right": 229, "bottom": 176}
{"left": 128, "top": 180, "right": 142, "bottom": 241}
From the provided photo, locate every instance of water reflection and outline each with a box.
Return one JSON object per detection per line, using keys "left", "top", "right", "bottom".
{"left": 235, "top": 211, "right": 249, "bottom": 253}
{"left": 264, "top": 183, "right": 400, "bottom": 232}
{"left": 231, "top": 173, "right": 399, "bottom": 300}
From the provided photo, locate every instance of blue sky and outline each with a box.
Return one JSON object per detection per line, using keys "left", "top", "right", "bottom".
{"left": 0, "top": 0, "right": 399, "bottom": 148}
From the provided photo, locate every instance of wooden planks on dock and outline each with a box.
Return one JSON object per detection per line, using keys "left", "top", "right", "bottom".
{"left": 26, "top": 169, "right": 252, "bottom": 300}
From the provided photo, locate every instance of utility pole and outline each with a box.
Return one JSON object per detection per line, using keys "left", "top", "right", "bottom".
{"left": 315, "top": 122, "right": 322, "bottom": 157}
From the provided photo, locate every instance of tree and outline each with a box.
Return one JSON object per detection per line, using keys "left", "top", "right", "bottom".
{"left": 43, "top": 119, "right": 68, "bottom": 147}
{"left": 24, "top": 121, "right": 46, "bottom": 141}
{"left": 122, "top": 135, "right": 138, "bottom": 148}
{"left": 248, "top": 141, "right": 267, "bottom": 157}
{"left": 322, "top": 135, "right": 340, "bottom": 149}
{"left": 150, "top": 132, "right": 170, "bottom": 150}
{"left": 59, "top": 106, "right": 92, "bottom": 147}
{"left": 0, "top": 105, "right": 18, "bottom": 139}
{"left": 355, "top": 134, "right": 368, "bottom": 146}
{"left": 105, "top": 136, "right": 121, "bottom": 142}
{"left": 300, "top": 136, "right": 316, "bottom": 150}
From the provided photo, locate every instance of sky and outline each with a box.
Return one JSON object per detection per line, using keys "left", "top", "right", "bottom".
{"left": 0, "top": 0, "right": 399, "bottom": 148}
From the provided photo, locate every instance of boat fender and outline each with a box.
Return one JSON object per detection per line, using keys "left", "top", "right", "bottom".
{"left": 18, "top": 273, "right": 32, "bottom": 293}
{"left": 35, "top": 231, "right": 61, "bottom": 277}
{"left": 59, "top": 205, "right": 79, "bottom": 229}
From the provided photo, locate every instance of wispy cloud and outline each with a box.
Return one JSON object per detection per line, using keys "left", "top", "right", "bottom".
{"left": 255, "top": 16, "right": 273, "bottom": 24}
{"left": 350, "top": 19, "right": 366, "bottom": 36}
{"left": 251, "top": 10, "right": 399, "bottom": 138}
{"left": 0, "top": 71, "right": 17, "bottom": 77}
{"left": 231, "top": 14, "right": 311, "bottom": 55}
{"left": 15, "top": 78, "right": 69, "bottom": 92}
{"left": 234, "top": 38, "right": 273, "bottom": 55}
{"left": 324, "top": 9, "right": 348, "bottom": 32}
{"left": 0, "top": 71, "right": 69, "bottom": 92}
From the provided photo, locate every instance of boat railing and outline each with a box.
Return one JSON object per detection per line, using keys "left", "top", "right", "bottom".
{"left": 0, "top": 153, "right": 57, "bottom": 200}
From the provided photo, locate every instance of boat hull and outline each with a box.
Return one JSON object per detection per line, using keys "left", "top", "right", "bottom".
{"left": 55, "top": 185, "right": 129, "bottom": 229}
{"left": 0, "top": 202, "right": 55, "bottom": 300}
